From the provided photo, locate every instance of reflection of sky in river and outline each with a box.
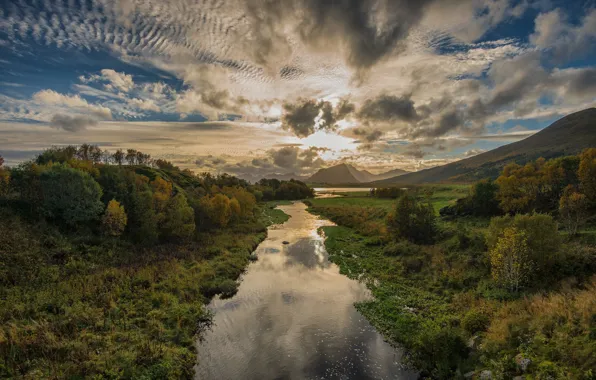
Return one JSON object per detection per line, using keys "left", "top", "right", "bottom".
{"left": 195, "top": 202, "right": 416, "bottom": 380}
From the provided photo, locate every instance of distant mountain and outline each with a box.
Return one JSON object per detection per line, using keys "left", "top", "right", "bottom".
{"left": 308, "top": 163, "right": 409, "bottom": 184}
{"left": 378, "top": 108, "right": 596, "bottom": 185}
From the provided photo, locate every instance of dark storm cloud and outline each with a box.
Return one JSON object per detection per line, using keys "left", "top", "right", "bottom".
{"left": 281, "top": 98, "right": 322, "bottom": 137}
{"left": 281, "top": 98, "right": 350, "bottom": 137}
{"left": 49, "top": 114, "right": 98, "bottom": 132}
{"left": 357, "top": 94, "right": 419, "bottom": 123}
{"left": 244, "top": 0, "right": 433, "bottom": 71}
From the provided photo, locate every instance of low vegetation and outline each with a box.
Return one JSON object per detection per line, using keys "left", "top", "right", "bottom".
{"left": 307, "top": 149, "right": 596, "bottom": 379}
{"left": 0, "top": 145, "right": 310, "bottom": 378}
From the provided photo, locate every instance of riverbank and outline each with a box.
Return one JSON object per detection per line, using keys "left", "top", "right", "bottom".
{"left": 195, "top": 201, "right": 417, "bottom": 379}
{"left": 306, "top": 188, "right": 596, "bottom": 379}
{"left": 0, "top": 202, "right": 288, "bottom": 378}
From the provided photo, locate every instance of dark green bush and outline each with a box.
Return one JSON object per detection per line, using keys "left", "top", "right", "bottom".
{"left": 462, "top": 310, "right": 490, "bottom": 334}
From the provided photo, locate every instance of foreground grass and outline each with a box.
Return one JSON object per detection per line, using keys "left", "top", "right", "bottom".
{"left": 0, "top": 204, "right": 287, "bottom": 379}
{"left": 308, "top": 186, "right": 596, "bottom": 379}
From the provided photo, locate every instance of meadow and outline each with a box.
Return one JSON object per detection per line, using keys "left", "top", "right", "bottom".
{"left": 307, "top": 184, "right": 596, "bottom": 379}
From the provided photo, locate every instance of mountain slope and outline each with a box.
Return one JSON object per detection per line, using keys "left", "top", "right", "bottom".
{"left": 308, "top": 164, "right": 409, "bottom": 184}
{"left": 379, "top": 108, "right": 596, "bottom": 185}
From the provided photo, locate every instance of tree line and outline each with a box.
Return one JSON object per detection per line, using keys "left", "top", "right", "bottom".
{"left": 0, "top": 145, "right": 314, "bottom": 245}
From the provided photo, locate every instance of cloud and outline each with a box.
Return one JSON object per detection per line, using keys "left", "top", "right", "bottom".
{"left": 281, "top": 98, "right": 334, "bottom": 137}
{"left": 32, "top": 89, "right": 113, "bottom": 119}
{"left": 127, "top": 98, "right": 160, "bottom": 112}
{"left": 357, "top": 94, "right": 419, "bottom": 124}
{"left": 464, "top": 148, "right": 486, "bottom": 157}
{"left": 530, "top": 8, "right": 596, "bottom": 62}
{"left": 49, "top": 114, "right": 98, "bottom": 132}
{"left": 81, "top": 69, "right": 135, "bottom": 92}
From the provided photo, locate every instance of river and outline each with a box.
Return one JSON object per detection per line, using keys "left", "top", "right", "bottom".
{"left": 195, "top": 202, "right": 416, "bottom": 380}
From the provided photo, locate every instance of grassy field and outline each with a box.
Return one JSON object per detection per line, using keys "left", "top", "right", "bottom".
{"left": 0, "top": 203, "right": 288, "bottom": 379}
{"left": 307, "top": 185, "right": 596, "bottom": 379}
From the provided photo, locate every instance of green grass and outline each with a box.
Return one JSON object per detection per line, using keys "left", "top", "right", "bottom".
{"left": 0, "top": 203, "right": 283, "bottom": 379}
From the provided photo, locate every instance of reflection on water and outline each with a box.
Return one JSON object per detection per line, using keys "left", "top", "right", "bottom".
{"left": 195, "top": 202, "right": 416, "bottom": 380}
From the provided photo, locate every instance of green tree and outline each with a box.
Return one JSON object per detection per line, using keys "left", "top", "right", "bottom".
{"left": 39, "top": 164, "right": 104, "bottom": 226}
{"left": 490, "top": 227, "right": 533, "bottom": 292}
{"left": 101, "top": 199, "right": 128, "bottom": 236}
{"left": 387, "top": 194, "right": 436, "bottom": 244}
{"left": 160, "top": 193, "right": 195, "bottom": 240}
{"left": 579, "top": 148, "right": 596, "bottom": 203}
{"left": 559, "top": 186, "right": 588, "bottom": 236}
{"left": 470, "top": 179, "right": 500, "bottom": 216}
{"left": 0, "top": 155, "right": 9, "bottom": 197}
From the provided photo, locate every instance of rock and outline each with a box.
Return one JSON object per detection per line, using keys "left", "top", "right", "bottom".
{"left": 467, "top": 335, "right": 481, "bottom": 350}
{"left": 282, "top": 241, "right": 290, "bottom": 245}
{"left": 464, "top": 371, "right": 476, "bottom": 379}
{"left": 480, "top": 370, "right": 492, "bottom": 379}
{"left": 515, "top": 354, "right": 532, "bottom": 372}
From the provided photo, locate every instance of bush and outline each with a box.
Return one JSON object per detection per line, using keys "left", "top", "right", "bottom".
{"left": 39, "top": 163, "right": 104, "bottom": 226}
{"left": 462, "top": 310, "right": 490, "bottom": 334}
{"left": 383, "top": 240, "right": 421, "bottom": 256}
{"left": 387, "top": 194, "right": 436, "bottom": 244}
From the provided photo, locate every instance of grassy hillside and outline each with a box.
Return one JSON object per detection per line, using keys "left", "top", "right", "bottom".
{"left": 379, "top": 108, "right": 596, "bottom": 185}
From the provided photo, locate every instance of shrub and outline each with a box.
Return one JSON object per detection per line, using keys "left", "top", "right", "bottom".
{"left": 39, "top": 163, "right": 104, "bottom": 226}
{"left": 387, "top": 194, "right": 436, "bottom": 244}
{"left": 383, "top": 240, "right": 421, "bottom": 256}
{"left": 462, "top": 310, "right": 490, "bottom": 334}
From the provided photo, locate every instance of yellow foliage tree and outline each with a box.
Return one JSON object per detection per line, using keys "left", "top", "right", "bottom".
{"left": 490, "top": 227, "right": 533, "bottom": 292}
{"left": 151, "top": 177, "right": 172, "bottom": 213}
{"left": 209, "top": 194, "right": 231, "bottom": 227}
{"left": 579, "top": 148, "right": 596, "bottom": 203}
{"left": 559, "top": 186, "right": 588, "bottom": 236}
{"left": 102, "top": 199, "right": 128, "bottom": 236}
{"left": 229, "top": 198, "right": 241, "bottom": 222}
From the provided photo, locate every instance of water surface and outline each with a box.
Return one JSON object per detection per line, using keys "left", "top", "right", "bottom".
{"left": 195, "top": 202, "right": 415, "bottom": 380}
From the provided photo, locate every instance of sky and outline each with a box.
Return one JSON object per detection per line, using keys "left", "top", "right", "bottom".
{"left": 0, "top": 0, "right": 595, "bottom": 181}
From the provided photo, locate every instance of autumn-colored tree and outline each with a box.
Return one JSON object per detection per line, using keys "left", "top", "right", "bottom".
{"left": 0, "top": 155, "right": 9, "bottom": 197}
{"left": 101, "top": 199, "right": 128, "bottom": 236}
{"left": 559, "top": 186, "right": 589, "bottom": 236}
{"left": 151, "top": 177, "right": 172, "bottom": 213}
{"left": 579, "top": 148, "right": 596, "bottom": 203}
{"left": 229, "top": 198, "right": 241, "bottom": 222}
{"left": 223, "top": 186, "right": 257, "bottom": 217}
{"left": 487, "top": 213, "right": 560, "bottom": 273}
{"left": 209, "top": 194, "right": 232, "bottom": 227}
{"left": 112, "top": 149, "right": 125, "bottom": 165}
{"left": 490, "top": 227, "right": 533, "bottom": 292}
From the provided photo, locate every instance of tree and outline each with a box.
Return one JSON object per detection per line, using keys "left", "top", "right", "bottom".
{"left": 0, "top": 156, "right": 9, "bottom": 197}
{"left": 223, "top": 186, "right": 256, "bottom": 217}
{"left": 490, "top": 227, "right": 533, "bottom": 292}
{"left": 151, "top": 177, "right": 172, "bottom": 213}
{"left": 559, "top": 186, "right": 588, "bottom": 236}
{"left": 126, "top": 149, "right": 138, "bottom": 165}
{"left": 159, "top": 193, "right": 195, "bottom": 240}
{"left": 387, "top": 194, "right": 436, "bottom": 244}
{"left": 102, "top": 199, "right": 128, "bottom": 236}
{"left": 229, "top": 198, "right": 241, "bottom": 222}
{"left": 470, "top": 179, "right": 500, "bottom": 216}
{"left": 209, "top": 194, "right": 232, "bottom": 227}
{"left": 487, "top": 213, "right": 560, "bottom": 273}
{"left": 579, "top": 148, "right": 596, "bottom": 203}
{"left": 39, "top": 164, "right": 104, "bottom": 226}
{"left": 112, "top": 149, "right": 125, "bottom": 165}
